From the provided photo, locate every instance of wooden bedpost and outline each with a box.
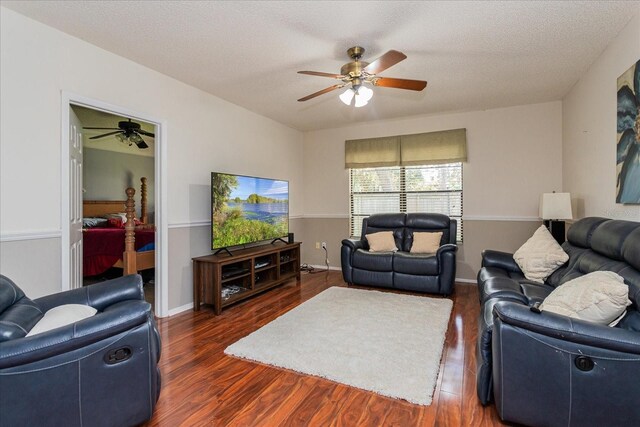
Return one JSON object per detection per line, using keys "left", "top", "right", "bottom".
{"left": 140, "top": 177, "right": 148, "bottom": 225}
{"left": 123, "top": 187, "right": 137, "bottom": 276}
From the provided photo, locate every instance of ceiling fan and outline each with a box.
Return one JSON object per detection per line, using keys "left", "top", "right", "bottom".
{"left": 84, "top": 118, "right": 154, "bottom": 149}
{"left": 297, "top": 46, "right": 427, "bottom": 106}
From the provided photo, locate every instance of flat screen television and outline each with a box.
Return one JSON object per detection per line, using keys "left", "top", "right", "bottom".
{"left": 211, "top": 172, "right": 289, "bottom": 251}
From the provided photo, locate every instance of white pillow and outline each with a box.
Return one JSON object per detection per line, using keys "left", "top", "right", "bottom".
{"left": 513, "top": 225, "right": 569, "bottom": 284}
{"left": 540, "top": 271, "right": 631, "bottom": 326}
{"left": 366, "top": 231, "right": 398, "bottom": 252}
{"left": 27, "top": 304, "right": 97, "bottom": 336}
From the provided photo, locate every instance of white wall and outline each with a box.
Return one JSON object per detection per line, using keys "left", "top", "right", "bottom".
{"left": 303, "top": 101, "right": 564, "bottom": 218}
{"left": 0, "top": 8, "right": 304, "bottom": 303}
{"left": 563, "top": 12, "right": 640, "bottom": 221}
{"left": 301, "top": 102, "right": 563, "bottom": 279}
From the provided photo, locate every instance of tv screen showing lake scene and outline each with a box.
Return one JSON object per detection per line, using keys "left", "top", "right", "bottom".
{"left": 211, "top": 172, "right": 289, "bottom": 249}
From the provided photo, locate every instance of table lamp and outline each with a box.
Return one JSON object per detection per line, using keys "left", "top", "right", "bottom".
{"left": 539, "top": 192, "right": 573, "bottom": 244}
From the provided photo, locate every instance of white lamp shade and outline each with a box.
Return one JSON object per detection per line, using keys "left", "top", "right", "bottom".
{"left": 358, "top": 86, "right": 373, "bottom": 102}
{"left": 339, "top": 88, "right": 355, "bottom": 105}
{"left": 539, "top": 193, "right": 573, "bottom": 220}
{"left": 354, "top": 95, "right": 368, "bottom": 108}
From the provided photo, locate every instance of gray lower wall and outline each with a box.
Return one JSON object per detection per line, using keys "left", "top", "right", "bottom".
{"left": 0, "top": 217, "right": 540, "bottom": 314}
{"left": 297, "top": 218, "right": 541, "bottom": 281}
{"left": 0, "top": 238, "right": 61, "bottom": 298}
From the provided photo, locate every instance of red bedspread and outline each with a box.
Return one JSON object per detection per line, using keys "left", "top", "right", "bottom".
{"left": 83, "top": 228, "right": 155, "bottom": 277}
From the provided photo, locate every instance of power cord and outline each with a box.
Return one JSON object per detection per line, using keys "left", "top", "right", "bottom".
{"left": 300, "top": 246, "right": 330, "bottom": 274}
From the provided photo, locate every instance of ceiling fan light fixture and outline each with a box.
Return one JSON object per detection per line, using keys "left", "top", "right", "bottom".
{"left": 354, "top": 95, "right": 369, "bottom": 108}
{"left": 339, "top": 88, "right": 355, "bottom": 105}
{"left": 115, "top": 133, "right": 127, "bottom": 144}
{"left": 357, "top": 86, "right": 373, "bottom": 102}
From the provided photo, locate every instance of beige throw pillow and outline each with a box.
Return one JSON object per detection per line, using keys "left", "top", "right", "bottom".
{"left": 540, "top": 271, "right": 631, "bottom": 326}
{"left": 411, "top": 232, "right": 443, "bottom": 254}
{"left": 513, "top": 225, "right": 569, "bottom": 284}
{"left": 366, "top": 231, "right": 398, "bottom": 252}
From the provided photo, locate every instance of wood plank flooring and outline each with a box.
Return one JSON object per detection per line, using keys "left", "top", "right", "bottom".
{"left": 144, "top": 271, "right": 506, "bottom": 426}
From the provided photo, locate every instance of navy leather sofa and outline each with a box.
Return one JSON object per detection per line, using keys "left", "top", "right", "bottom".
{"left": 0, "top": 274, "right": 161, "bottom": 427}
{"left": 341, "top": 213, "right": 458, "bottom": 295}
{"left": 476, "top": 217, "right": 640, "bottom": 427}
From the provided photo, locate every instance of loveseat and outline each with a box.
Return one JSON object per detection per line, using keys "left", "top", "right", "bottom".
{"left": 476, "top": 217, "right": 640, "bottom": 427}
{"left": 0, "top": 274, "right": 162, "bottom": 427}
{"left": 341, "top": 213, "right": 457, "bottom": 295}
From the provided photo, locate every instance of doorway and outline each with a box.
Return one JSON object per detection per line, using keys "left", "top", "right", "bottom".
{"left": 61, "top": 93, "right": 168, "bottom": 316}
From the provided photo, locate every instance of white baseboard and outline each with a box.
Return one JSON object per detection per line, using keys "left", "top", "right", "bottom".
{"left": 455, "top": 277, "right": 477, "bottom": 284}
{"left": 305, "top": 264, "right": 341, "bottom": 271}
{"left": 166, "top": 302, "right": 193, "bottom": 317}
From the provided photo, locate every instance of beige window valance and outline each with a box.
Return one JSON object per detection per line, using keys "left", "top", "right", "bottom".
{"left": 345, "top": 128, "right": 467, "bottom": 169}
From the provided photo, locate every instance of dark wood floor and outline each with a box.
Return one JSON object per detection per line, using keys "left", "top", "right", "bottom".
{"left": 145, "top": 271, "right": 506, "bottom": 426}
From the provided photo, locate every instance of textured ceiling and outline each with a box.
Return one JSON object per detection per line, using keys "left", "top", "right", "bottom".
{"left": 3, "top": 1, "right": 639, "bottom": 131}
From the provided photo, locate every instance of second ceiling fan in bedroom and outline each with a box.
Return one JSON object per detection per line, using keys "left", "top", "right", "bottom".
{"left": 84, "top": 118, "right": 154, "bottom": 149}
{"left": 297, "top": 46, "right": 427, "bottom": 107}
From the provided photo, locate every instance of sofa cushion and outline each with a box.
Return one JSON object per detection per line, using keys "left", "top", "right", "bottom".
{"left": 520, "top": 282, "right": 554, "bottom": 304}
{"left": 352, "top": 249, "right": 394, "bottom": 272}
{"left": 394, "top": 252, "right": 438, "bottom": 275}
{"left": 617, "top": 311, "right": 640, "bottom": 331}
{"left": 622, "top": 227, "right": 640, "bottom": 271}
{"left": 513, "top": 225, "right": 569, "bottom": 284}
{"left": 540, "top": 271, "right": 631, "bottom": 326}
{"left": 365, "top": 231, "right": 398, "bottom": 252}
{"left": 591, "top": 220, "right": 640, "bottom": 261}
{"left": 404, "top": 213, "right": 452, "bottom": 251}
{"left": 410, "top": 232, "right": 442, "bottom": 254}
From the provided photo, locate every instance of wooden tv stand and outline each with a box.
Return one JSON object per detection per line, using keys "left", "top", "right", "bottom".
{"left": 192, "top": 242, "right": 301, "bottom": 315}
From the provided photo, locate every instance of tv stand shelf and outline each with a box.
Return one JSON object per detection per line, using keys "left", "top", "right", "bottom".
{"left": 192, "top": 242, "right": 301, "bottom": 315}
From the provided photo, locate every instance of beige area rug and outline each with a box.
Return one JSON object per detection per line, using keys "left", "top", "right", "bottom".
{"left": 225, "top": 286, "right": 453, "bottom": 405}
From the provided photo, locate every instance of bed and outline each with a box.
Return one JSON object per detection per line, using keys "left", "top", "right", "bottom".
{"left": 83, "top": 177, "right": 155, "bottom": 277}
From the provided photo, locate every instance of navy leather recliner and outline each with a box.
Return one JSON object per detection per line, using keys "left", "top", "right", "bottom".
{"left": 0, "top": 274, "right": 161, "bottom": 427}
{"left": 476, "top": 217, "right": 640, "bottom": 427}
{"left": 341, "top": 213, "right": 458, "bottom": 295}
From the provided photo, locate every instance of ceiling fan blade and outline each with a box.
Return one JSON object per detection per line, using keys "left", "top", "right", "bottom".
{"left": 83, "top": 127, "right": 121, "bottom": 130}
{"left": 297, "top": 84, "right": 345, "bottom": 102}
{"left": 89, "top": 130, "right": 124, "bottom": 140}
{"left": 135, "top": 140, "right": 149, "bottom": 149}
{"left": 136, "top": 129, "right": 155, "bottom": 138}
{"left": 363, "top": 50, "right": 407, "bottom": 75}
{"left": 298, "top": 71, "right": 345, "bottom": 79}
{"left": 372, "top": 77, "right": 427, "bottom": 91}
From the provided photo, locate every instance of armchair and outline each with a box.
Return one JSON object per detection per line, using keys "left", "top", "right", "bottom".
{"left": 0, "top": 274, "right": 161, "bottom": 427}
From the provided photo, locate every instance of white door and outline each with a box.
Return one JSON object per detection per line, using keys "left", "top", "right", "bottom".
{"left": 68, "top": 108, "right": 83, "bottom": 289}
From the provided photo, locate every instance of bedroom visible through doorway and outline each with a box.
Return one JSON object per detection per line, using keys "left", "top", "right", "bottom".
{"left": 71, "top": 104, "right": 157, "bottom": 309}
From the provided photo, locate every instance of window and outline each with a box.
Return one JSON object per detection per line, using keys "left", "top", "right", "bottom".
{"left": 349, "top": 163, "right": 463, "bottom": 241}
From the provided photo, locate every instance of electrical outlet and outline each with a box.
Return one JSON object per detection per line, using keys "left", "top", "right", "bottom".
{"left": 315, "top": 242, "right": 320, "bottom": 249}
{"left": 322, "top": 242, "right": 327, "bottom": 249}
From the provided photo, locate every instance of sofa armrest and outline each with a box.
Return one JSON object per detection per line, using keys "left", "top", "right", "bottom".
{"left": 436, "top": 243, "right": 457, "bottom": 256}
{"left": 436, "top": 244, "right": 458, "bottom": 295}
{"left": 481, "top": 250, "right": 522, "bottom": 274}
{"left": 34, "top": 274, "right": 144, "bottom": 312}
{"left": 0, "top": 300, "right": 152, "bottom": 368}
{"left": 341, "top": 239, "right": 366, "bottom": 251}
{"left": 493, "top": 302, "right": 640, "bottom": 354}
{"left": 341, "top": 239, "right": 366, "bottom": 283}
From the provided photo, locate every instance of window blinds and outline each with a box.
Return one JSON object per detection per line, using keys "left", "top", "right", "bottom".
{"left": 345, "top": 128, "right": 467, "bottom": 168}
